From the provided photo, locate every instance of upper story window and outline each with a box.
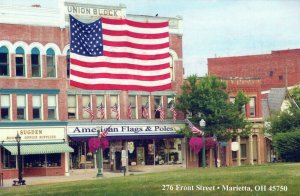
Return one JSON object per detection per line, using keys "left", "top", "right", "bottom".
{"left": 110, "top": 95, "right": 119, "bottom": 119}
{"left": 167, "top": 96, "right": 175, "bottom": 119}
{"left": 82, "top": 95, "right": 91, "bottom": 119}
{"left": 15, "top": 47, "right": 25, "bottom": 77}
{"left": 249, "top": 97, "right": 256, "bottom": 117}
{"left": 0, "top": 46, "right": 9, "bottom": 76}
{"left": 68, "top": 95, "right": 77, "bottom": 119}
{"left": 128, "top": 95, "right": 136, "bottom": 119}
{"left": 32, "top": 95, "right": 41, "bottom": 119}
{"left": 154, "top": 96, "right": 162, "bottom": 119}
{"left": 17, "top": 95, "right": 26, "bottom": 120}
{"left": 96, "top": 95, "right": 105, "bottom": 119}
{"left": 46, "top": 48, "right": 56, "bottom": 77}
{"left": 0, "top": 94, "right": 10, "bottom": 120}
{"left": 141, "top": 96, "right": 149, "bottom": 119}
{"left": 48, "top": 95, "right": 57, "bottom": 119}
{"left": 31, "top": 48, "right": 41, "bottom": 77}
{"left": 67, "top": 50, "right": 70, "bottom": 78}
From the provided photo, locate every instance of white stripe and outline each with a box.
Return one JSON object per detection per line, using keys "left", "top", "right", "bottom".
{"left": 103, "top": 34, "right": 169, "bottom": 45}
{"left": 102, "top": 23, "right": 168, "bottom": 34}
{"left": 71, "top": 64, "right": 170, "bottom": 76}
{"left": 70, "top": 75, "right": 171, "bottom": 86}
{"left": 104, "top": 45, "right": 169, "bottom": 55}
{"left": 71, "top": 53, "right": 170, "bottom": 66}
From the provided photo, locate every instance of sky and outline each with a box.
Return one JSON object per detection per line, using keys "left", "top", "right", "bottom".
{"left": 2, "top": 0, "right": 300, "bottom": 76}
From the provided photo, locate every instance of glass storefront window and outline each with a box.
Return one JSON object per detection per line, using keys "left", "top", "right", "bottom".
{"left": 1, "top": 148, "right": 16, "bottom": 169}
{"left": 24, "top": 154, "right": 61, "bottom": 168}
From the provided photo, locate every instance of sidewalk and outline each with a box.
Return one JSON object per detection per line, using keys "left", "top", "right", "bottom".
{"left": 2, "top": 165, "right": 184, "bottom": 188}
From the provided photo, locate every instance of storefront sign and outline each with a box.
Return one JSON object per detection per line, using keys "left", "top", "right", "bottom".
{"left": 0, "top": 127, "right": 65, "bottom": 142}
{"left": 67, "top": 124, "right": 184, "bottom": 137}
{"left": 65, "top": 4, "right": 123, "bottom": 18}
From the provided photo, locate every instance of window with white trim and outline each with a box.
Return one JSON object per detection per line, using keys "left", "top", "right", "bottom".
{"left": 0, "top": 94, "right": 10, "bottom": 120}
{"left": 15, "top": 47, "right": 25, "bottom": 77}
{"left": 68, "top": 95, "right": 76, "bottom": 119}
{"left": 0, "top": 46, "right": 9, "bottom": 76}
{"left": 17, "top": 95, "right": 26, "bottom": 120}
{"left": 32, "top": 95, "right": 41, "bottom": 119}
{"left": 249, "top": 97, "right": 256, "bottom": 117}
{"left": 48, "top": 95, "right": 57, "bottom": 119}
{"left": 128, "top": 95, "right": 137, "bottom": 119}
{"left": 110, "top": 95, "right": 119, "bottom": 119}
{"left": 96, "top": 95, "right": 105, "bottom": 119}
{"left": 82, "top": 95, "right": 91, "bottom": 119}
{"left": 31, "top": 48, "right": 41, "bottom": 77}
{"left": 46, "top": 48, "right": 56, "bottom": 77}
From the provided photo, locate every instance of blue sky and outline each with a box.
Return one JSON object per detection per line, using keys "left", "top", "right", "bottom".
{"left": 2, "top": 0, "right": 300, "bottom": 76}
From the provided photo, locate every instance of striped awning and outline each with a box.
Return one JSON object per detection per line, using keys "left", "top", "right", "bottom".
{"left": 2, "top": 143, "right": 74, "bottom": 155}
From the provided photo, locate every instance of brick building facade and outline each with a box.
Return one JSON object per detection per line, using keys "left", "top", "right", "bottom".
{"left": 0, "top": 2, "right": 185, "bottom": 180}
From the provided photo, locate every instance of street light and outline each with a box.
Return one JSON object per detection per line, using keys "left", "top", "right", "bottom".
{"left": 199, "top": 119, "right": 206, "bottom": 168}
{"left": 96, "top": 129, "right": 103, "bottom": 177}
{"left": 13, "top": 132, "right": 25, "bottom": 186}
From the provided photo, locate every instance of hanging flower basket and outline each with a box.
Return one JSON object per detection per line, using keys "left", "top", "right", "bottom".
{"left": 189, "top": 137, "right": 203, "bottom": 154}
{"left": 99, "top": 137, "right": 109, "bottom": 150}
{"left": 205, "top": 137, "right": 217, "bottom": 149}
{"left": 88, "top": 138, "right": 100, "bottom": 153}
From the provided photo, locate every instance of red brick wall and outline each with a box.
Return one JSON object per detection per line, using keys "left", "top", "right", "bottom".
{"left": 208, "top": 49, "right": 300, "bottom": 91}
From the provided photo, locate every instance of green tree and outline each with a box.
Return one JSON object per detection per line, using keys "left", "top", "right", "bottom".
{"left": 176, "top": 75, "right": 251, "bottom": 141}
{"left": 269, "top": 86, "right": 300, "bottom": 162}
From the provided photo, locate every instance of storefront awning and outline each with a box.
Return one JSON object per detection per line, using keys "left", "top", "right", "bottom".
{"left": 2, "top": 143, "right": 74, "bottom": 155}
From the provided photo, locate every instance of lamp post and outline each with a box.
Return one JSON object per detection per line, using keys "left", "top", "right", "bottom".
{"left": 14, "top": 132, "right": 25, "bottom": 185}
{"left": 96, "top": 129, "right": 103, "bottom": 177}
{"left": 199, "top": 119, "right": 206, "bottom": 168}
{"left": 213, "top": 134, "right": 218, "bottom": 168}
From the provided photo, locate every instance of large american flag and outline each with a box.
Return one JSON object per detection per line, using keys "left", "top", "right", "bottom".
{"left": 185, "top": 119, "right": 204, "bottom": 135}
{"left": 84, "top": 103, "right": 94, "bottom": 122}
{"left": 69, "top": 15, "right": 171, "bottom": 92}
{"left": 97, "top": 102, "right": 105, "bottom": 120}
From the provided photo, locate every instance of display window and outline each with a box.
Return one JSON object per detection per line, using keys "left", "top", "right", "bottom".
{"left": 24, "top": 154, "right": 61, "bottom": 168}
{"left": 1, "top": 148, "right": 16, "bottom": 169}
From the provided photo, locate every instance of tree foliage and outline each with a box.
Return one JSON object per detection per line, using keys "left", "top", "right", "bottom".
{"left": 273, "top": 129, "right": 300, "bottom": 162}
{"left": 176, "top": 75, "right": 251, "bottom": 141}
{"left": 289, "top": 86, "right": 300, "bottom": 108}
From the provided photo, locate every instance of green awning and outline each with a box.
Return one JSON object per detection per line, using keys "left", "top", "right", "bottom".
{"left": 2, "top": 143, "right": 74, "bottom": 155}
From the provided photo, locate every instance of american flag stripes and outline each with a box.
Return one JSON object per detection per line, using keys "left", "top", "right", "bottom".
{"left": 99, "top": 126, "right": 110, "bottom": 138}
{"left": 97, "top": 102, "right": 105, "bottom": 120}
{"left": 112, "top": 103, "right": 120, "bottom": 120}
{"left": 128, "top": 102, "right": 133, "bottom": 119}
{"left": 84, "top": 103, "right": 94, "bottom": 122}
{"left": 156, "top": 104, "right": 165, "bottom": 121}
{"left": 185, "top": 119, "right": 204, "bottom": 135}
{"left": 142, "top": 102, "right": 149, "bottom": 119}
{"left": 69, "top": 15, "right": 171, "bottom": 92}
{"left": 170, "top": 104, "right": 177, "bottom": 122}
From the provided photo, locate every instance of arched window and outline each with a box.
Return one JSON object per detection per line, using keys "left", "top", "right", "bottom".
{"left": 0, "top": 46, "right": 9, "bottom": 76}
{"left": 67, "top": 49, "right": 70, "bottom": 78}
{"left": 15, "top": 47, "right": 25, "bottom": 77}
{"left": 46, "top": 48, "right": 56, "bottom": 77}
{"left": 31, "top": 47, "right": 41, "bottom": 77}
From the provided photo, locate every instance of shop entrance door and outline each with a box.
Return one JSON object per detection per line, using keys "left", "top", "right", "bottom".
{"left": 115, "top": 151, "right": 122, "bottom": 170}
{"left": 137, "top": 147, "right": 145, "bottom": 165}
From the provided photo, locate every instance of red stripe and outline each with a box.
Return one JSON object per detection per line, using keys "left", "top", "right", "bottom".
{"left": 70, "top": 80, "right": 171, "bottom": 92}
{"left": 103, "top": 51, "right": 169, "bottom": 60}
{"left": 102, "top": 17, "right": 168, "bottom": 28}
{"left": 103, "top": 40, "right": 169, "bottom": 50}
{"left": 71, "top": 58, "right": 169, "bottom": 70}
{"left": 71, "top": 69, "right": 170, "bottom": 81}
{"left": 102, "top": 29, "right": 169, "bottom": 39}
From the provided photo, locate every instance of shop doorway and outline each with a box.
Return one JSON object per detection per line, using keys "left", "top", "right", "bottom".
{"left": 115, "top": 151, "right": 122, "bottom": 170}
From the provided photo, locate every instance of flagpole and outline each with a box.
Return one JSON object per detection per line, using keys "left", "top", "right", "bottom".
{"left": 96, "top": 129, "right": 103, "bottom": 177}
